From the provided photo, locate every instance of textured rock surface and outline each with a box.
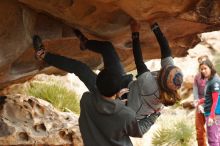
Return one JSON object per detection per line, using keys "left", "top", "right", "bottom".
{"left": 0, "top": 0, "right": 220, "bottom": 89}
{"left": 0, "top": 95, "right": 83, "bottom": 145}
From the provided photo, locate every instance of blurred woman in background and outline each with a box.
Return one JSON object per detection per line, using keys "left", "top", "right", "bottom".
{"left": 200, "top": 58, "right": 220, "bottom": 146}
{"left": 193, "top": 55, "right": 208, "bottom": 146}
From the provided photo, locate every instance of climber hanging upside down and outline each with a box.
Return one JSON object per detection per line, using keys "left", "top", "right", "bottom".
{"left": 127, "top": 20, "right": 183, "bottom": 119}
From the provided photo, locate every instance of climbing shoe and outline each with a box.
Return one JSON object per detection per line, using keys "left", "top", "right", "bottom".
{"left": 72, "top": 28, "right": 88, "bottom": 50}
{"left": 32, "top": 35, "right": 45, "bottom": 51}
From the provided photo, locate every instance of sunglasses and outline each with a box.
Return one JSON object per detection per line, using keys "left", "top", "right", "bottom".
{"left": 198, "top": 56, "right": 208, "bottom": 64}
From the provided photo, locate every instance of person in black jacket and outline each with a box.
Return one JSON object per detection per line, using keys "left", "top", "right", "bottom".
{"left": 33, "top": 31, "right": 160, "bottom": 146}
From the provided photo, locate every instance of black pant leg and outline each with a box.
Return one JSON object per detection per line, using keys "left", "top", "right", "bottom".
{"left": 85, "top": 40, "right": 125, "bottom": 75}
{"left": 44, "top": 52, "right": 97, "bottom": 92}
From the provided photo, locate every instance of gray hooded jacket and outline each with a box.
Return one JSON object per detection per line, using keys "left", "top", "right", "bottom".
{"left": 79, "top": 90, "right": 159, "bottom": 146}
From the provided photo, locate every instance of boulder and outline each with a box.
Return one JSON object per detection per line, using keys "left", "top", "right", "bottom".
{"left": 0, "top": 95, "right": 83, "bottom": 145}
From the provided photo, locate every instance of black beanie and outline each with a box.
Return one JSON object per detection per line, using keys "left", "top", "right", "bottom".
{"left": 96, "top": 69, "right": 122, "bottom": 97}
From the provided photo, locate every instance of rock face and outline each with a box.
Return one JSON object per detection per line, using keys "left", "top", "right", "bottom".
{"left": 1, "top": 0, "right": 220, "bottom": 89}
{"left": 0, "top": 95, "right": 83, "bottom": 145}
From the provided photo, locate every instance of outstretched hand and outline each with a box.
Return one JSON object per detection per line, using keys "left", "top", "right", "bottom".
{"left": 148, "top": 19, "right": 156, "bottom": 26}
{"left": 130, "top": 20, "right": 140, "bottom": 33}
{"left": 208, "top": 117, "right": 214, "bottom": 126}
{"left": 117, "top": 88, "right": 129, "bottom": 98}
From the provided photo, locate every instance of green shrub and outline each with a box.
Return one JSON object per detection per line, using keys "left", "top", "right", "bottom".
{"left": 27, "top": 81, "right": 80, "bottom": 114}
{"left": 215, "top": 61, "right": 220, "bottom": 74}
{"left": 216, "top": 65, "right": 220, "bottom": 74}
{"left": 214, "top": 53, "right": 220, "bottom": 74}
{"left": 152, "top": 115, "right": 195, "bottom": 146}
